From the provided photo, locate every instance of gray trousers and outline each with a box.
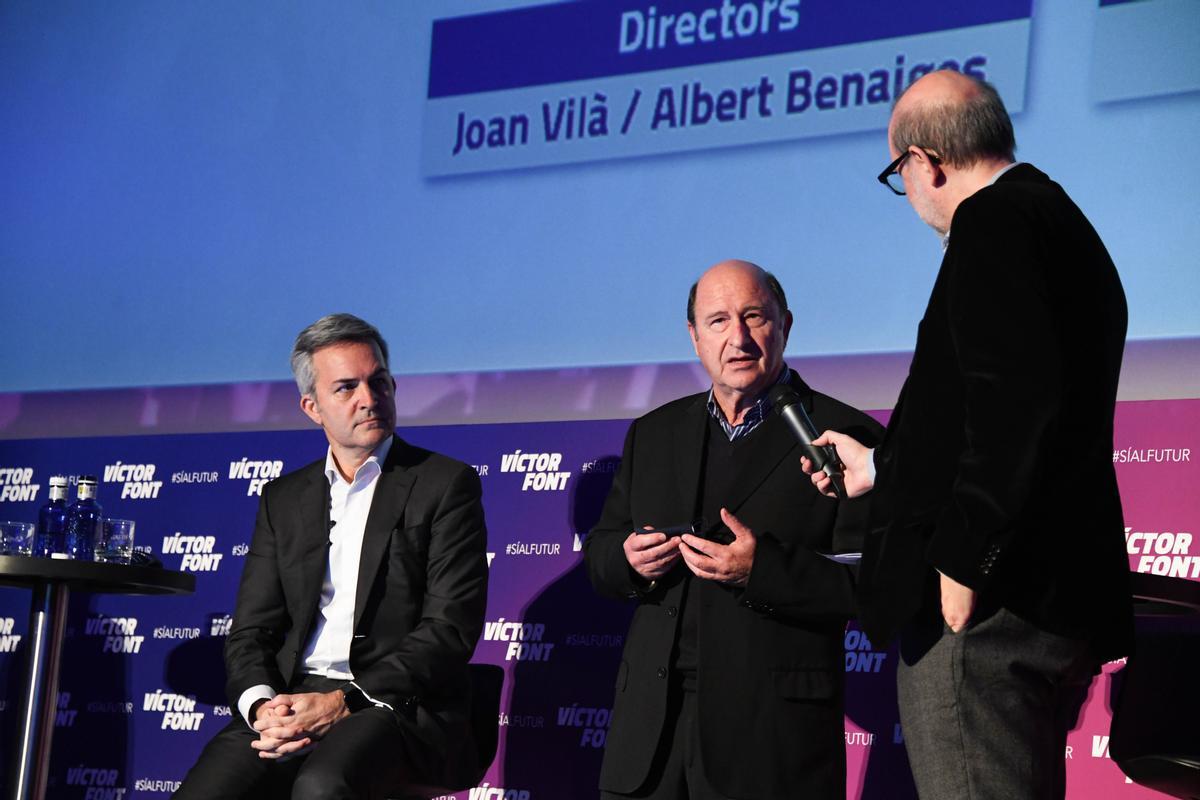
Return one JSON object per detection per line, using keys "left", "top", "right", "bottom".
{"left": 896, "top": 606, "right": 1097, "bottom": 800}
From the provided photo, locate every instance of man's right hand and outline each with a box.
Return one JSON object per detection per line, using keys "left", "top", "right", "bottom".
{"left": 801, "top": 431, "right": 877, "bottom": 498}
{"left": 623, "top": 527, "right": 682, "bottom": 581}
{"left": 250, "top": 696, "right": 313, "bottom": 760}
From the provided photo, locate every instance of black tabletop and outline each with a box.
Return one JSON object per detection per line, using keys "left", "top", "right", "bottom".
{"left": 0, "top": 555, "right": 195, "bottom": 596}
{"left": 1130, "top": 571, "right": 1200, "bottom": 616}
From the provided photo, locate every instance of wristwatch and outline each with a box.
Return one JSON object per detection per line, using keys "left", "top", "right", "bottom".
{"left": 341, "top": 683, "right": 373, "bottom": 713}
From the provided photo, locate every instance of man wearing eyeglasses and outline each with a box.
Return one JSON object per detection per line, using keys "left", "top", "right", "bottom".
{"left": 805, "top": 70, "right": 1132, "bottom": 799}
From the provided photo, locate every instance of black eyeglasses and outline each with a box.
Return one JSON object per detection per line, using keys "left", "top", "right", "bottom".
{"left": 877, "top": 148, "right": 941, "bottom": 195}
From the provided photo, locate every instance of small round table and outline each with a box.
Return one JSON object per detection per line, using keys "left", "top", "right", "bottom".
{"left": 0, "top": 556, "right": 195, "bottom": 800}
{"left": 1116, "top": 571, "right": 1200, "bottom": 799}
{"left": 1129, "top": 571, "right": 1200, "bottom": 616}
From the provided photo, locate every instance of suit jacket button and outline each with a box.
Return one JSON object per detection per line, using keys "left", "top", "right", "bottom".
{"left": 667, "top": 606, "right": 678, "bottom": 617}
{"left": 656, "top": 667, "right": 667, "bottom": 679}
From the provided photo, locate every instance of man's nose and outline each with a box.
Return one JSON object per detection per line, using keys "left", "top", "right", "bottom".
{"left": 729, "top": 318, "right": 753, "bottom": 346}
{"left": 355, "top": 383, "right": 378, "bottom": 407}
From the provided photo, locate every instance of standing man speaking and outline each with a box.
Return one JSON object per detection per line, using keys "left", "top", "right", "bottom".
{"left": 586, "top": 260, "right": 882, "bottom": 800}
{"left": 808, "top": 71, "right": 1132, "bottom": 799}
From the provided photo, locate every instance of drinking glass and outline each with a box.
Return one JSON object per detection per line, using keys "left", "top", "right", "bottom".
{"left": 96, "top": 518, "right": 135, "bottom": 564}
{"left": 0, "top": 521, "right": 35, "bottom": 556}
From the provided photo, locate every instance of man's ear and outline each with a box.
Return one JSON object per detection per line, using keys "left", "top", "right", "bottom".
{"left": 930, "top": 160, "right": 947, "bottom": 189}
{"left": 917, "top": 150, "right": 946, "bottom": 189}
{"left": 300, "top": 394, "right": 322, "bottom": 427}
{"left": 781, "top": 309, "right": 793, "bottom": 344}
{"left": 688, "top": 322, "right": 701, "bottom": 358}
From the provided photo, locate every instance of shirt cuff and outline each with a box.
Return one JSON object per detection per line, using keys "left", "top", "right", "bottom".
{"left": 238, "top": 684, "right": 277, "bottom": 730}
{"left": 349, "top": 681, "right": 395, "bottom": 713}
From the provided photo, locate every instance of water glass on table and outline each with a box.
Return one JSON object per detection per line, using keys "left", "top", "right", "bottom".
{"left": 96, "top": 519, "right": 135, "bottom": 564}
{"left": 0, "top": 521, "right": 35, "bottom": 556}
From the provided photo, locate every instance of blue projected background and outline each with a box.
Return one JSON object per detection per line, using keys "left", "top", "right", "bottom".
{"left": 0, "top": 0, "right": 1197, "bottom": 392}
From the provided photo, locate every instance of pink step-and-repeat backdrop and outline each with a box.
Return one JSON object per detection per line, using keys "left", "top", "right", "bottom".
{"left": 0, "top": 392, "right": 1194, "bottom": 799}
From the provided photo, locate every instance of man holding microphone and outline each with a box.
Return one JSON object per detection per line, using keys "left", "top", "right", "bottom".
{"left": 807, "top": 70, "right": 1132, "bottom": 800}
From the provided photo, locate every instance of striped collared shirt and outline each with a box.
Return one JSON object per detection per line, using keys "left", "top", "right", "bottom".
{"left": 706, "top": 365, "right": 791, "bottom": 441}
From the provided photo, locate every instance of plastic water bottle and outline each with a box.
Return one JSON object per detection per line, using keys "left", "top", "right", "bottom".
{"left": 64, "top": 476, "right": 103, "bottom": 560}
{"left": 34, "top": 475, "right": 69, "bottom": 557}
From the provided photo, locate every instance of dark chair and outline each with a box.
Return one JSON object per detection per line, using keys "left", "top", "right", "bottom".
{"left": 1110, "top": 574, "right": 1200, "bottom": 799}
{"left": 395, "top": 663, "right": 504, "bottom": 800}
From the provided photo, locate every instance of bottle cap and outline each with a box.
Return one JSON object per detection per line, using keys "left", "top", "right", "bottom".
{"left": 49, "top": 476, "right": 68, "bottom": 487}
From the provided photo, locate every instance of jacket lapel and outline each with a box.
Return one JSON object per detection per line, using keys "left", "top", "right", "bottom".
{"left": 672, "top": 396, "right": 708, "bottom": 520}
{"left": 353, "top": 437, "right": 414, "bottom": 630}
{"left": 293, "top": 466, "right": 332, "bottom": 651}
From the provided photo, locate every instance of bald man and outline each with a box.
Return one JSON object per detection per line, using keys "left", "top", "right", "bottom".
{"left": 808, "top": 71, "right": 1132, "bottom": 799}
{"left": 585, "top": 261, "right": 883, "bottom": 800}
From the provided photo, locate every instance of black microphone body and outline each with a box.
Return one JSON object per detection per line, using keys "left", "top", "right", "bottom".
{"left": 767, "top": 385, "right": 847, "bottom": 499}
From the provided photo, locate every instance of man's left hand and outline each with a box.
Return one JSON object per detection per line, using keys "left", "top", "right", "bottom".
{"left": 939, "top": 572, "right": 976, "bottom": 633}
{"left": 251, "top": 690, "right": 349, "bottom": 758}
{"left": 679, "top": 508, "right": 755, "bottom": 587}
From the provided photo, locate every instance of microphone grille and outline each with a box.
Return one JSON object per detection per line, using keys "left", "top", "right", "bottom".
{"left": 766, "top": 384, "right": 799, "bottom": 411}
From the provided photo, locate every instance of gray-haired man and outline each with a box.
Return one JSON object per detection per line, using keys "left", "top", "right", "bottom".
{"left": 176, "top": 313, "right": 489, "bottom": 799}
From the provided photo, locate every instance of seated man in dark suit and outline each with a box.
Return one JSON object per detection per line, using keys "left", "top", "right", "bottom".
{"left": 176, "top": 313, "right": 489, "bottom": 799}
{"left": 585, "top": 261, "right": 883, "bottom": 800}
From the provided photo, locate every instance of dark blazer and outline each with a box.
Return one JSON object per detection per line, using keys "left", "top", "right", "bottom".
{"left": 223, "top": 434, "right": 489, "bottom": 779}
{"left": 585, "top": 372, "right": 883, "bottom": 800}
{"left": 861, "top": 163, "right": 1133, "bottom": 660}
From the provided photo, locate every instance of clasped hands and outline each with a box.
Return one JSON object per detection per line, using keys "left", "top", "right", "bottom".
{"left": 623, "top": 507, "right": 755, "bottom": 587}
{"left": 251, "top": 690, "right": 349, "bottom": 759}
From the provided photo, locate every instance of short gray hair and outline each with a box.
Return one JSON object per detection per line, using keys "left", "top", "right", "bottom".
{"left": 891, "top": 75, "right": 1015, "bottom": 169}
{"left": 290, "top": 314, "right": 390, "bottom": 397}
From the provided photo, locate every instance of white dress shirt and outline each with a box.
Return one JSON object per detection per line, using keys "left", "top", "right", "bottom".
{"left": 236, "top": 437, "right": 392, "bottom": 726}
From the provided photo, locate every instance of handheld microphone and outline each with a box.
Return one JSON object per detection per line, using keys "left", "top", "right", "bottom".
{"left": 767, "top": 385, "right": 846, "bottom": 499}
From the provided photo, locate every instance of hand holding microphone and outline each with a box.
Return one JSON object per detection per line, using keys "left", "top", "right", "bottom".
{"left": 770, "top": 385, "right": 879, "bottom": 500}
{"left": 768, "top": 385, "right": 848, "bottom": 498}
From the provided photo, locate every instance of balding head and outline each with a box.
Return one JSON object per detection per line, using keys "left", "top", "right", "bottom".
{"left": 896, "top": 69, "right": 978, "bottom": 110}
{"left": 888, "top": 69, "right": 1015, "bottom": 168}
{"left": 687, "top": 260, "right": 793, "bottom": 424}
{"left": 687, "top": 260, "right": 788, "bottom": 326}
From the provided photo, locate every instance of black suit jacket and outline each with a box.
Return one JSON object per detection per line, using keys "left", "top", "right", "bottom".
{"left": 861, "top": 163, "right": 1133, "bottom": 660}
{"left": 223, "top": 434, "right": 489, "bottom": 778}
{"left": 585, "top": 372, "right": 883, "bottom": 800}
